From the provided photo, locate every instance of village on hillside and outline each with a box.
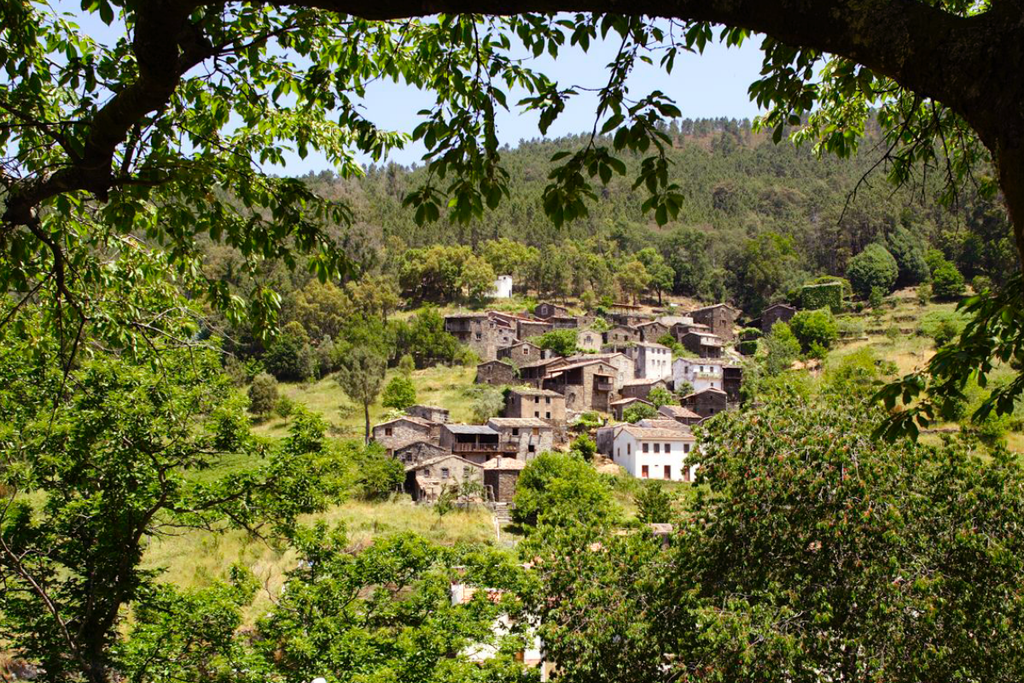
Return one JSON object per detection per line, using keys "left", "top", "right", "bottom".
{"left": 370, "top": 288, "right": 812, "bottom": 505}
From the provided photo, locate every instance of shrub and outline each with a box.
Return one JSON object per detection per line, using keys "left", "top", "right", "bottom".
{"left": 789, "top": 308, "right": 839, "bottom": 352}
{"left": 274, "top": 395, "right": 296, "bottom": 418}
{"left": 463, "top": 384, "right": 504, "bottom": 423}
{"left": 398, "top": 353, "right": 416, "bottom": 375}
{"left": 807, "top": 341, "right": 829, "bottom": 360}
{"left": 920, "top": 310, "right": 967, "bottom": 348}
{"left": 932, "top": 261, "right": 966, "bottom": 300}
{"left": 847, "top": 243, "right": 899, "bottom": 298}
{"left": 623, "top": 402, "right": 658, "bottom": 423}
{"left": 533, "top": 328, "right": 578, "bottom": 357}
{"left": 647, "top": 387, "right": 675, "bottom": 408}
{"left": 635, "top": 482, "right": 673, "bottom": 524}
{"left": 739, "top": 340, "right": 759, "bottom": 355}
{"left": 916, "top": 282, "right": 932, "bottom": 305}
{"left": 353, "top": 443, "right": 405, "bottom": 500}
{"left": 868, "top": 286, "right": 886, "bottom": 309}
{"left": 764, "top": 322, "right": 801, "bottom": 376}
{"left": 247, "top": 372, "right": 279, "bottom": 417}
{"left": 574, "top": 411, "right": 604, "bottom": 430}
{"left": 570, "top": 434, "right": 598, "bottom": 462}
{"left": 971, "top": 275, "right": 994, "bottom": 294}
{"left": 381, "top": 375, "right": 417, "bottom": 410}
{"left": 799, "top": 281, "right": 843, "bottom": 311}
{"left": 513, "top": 452, "right": 615, "bottom": 527}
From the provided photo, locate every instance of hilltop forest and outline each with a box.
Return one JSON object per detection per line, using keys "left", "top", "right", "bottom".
{"left": 289, "top": 118, "right": 1015, "bottom": 308}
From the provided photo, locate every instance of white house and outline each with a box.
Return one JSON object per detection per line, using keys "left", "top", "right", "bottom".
{"left": 612, "top": 425, "right": 698, "bottom": 482}
{"left": 672, "top": 357, "right": 728, "bottom": 393}
{"left": 631, "top": 341, "right": 673, "bottom": 381}
{"left": 490, "top": 274, "right": 514, "bottom": 299}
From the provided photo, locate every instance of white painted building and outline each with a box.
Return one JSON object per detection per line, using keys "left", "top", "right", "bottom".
{"left": 672, "top": 357, "right": 729, "bottom": 393}
{"left": 631, "top": 341, "right": 673, "bottom": 381}
{"left": 490, "top": 274, "right": 514, "bottom": 299}
{"left": 612, "top": 425, "right": 698, "bottom": 482}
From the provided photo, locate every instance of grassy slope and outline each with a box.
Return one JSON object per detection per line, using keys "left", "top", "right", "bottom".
{"left": 252, "top": 364, "right": 479, "bottom": 439}
{"left": 144, "top": 500, "right": 495, "bottom": 619}
{"left": 827, "top": 288, "right": 1024, "bottom": 453}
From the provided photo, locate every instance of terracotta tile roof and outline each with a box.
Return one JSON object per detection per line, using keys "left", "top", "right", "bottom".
{"left": 658, "top": 405, "right": 702, "bottom": 419}
{"left": 487, "top": 417, "right": 552, "bottom": 429}
{"left": 621, "top": 425, "right": 696, "bottom": 439}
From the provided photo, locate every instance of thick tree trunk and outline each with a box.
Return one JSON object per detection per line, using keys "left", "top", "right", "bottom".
{"left": 996, "top": 142, "right": 1024, "bottom": 286}
{"left": 364, "top": 403, "right": 371, "bottom": 444}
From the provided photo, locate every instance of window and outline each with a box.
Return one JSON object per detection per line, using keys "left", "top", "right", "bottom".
{"left": 665, "top": 443, "right": 671, "bottom": 453}
{"left": 642, "top": 443, "right": 649, "bottom": 453}
{"left": 384, "top": 427, "right": 393, "bottom": 436}
{"left": 512, "top": 428, "right": 519, "bottom": 436}
{"left": 641, "top": 465, "right": 649, "bottom": 478}
{"left": 528, "top": 444, "right": 536, "bottom": 453}
{"left": 532, "top": 427, "right": 539, "bottom": 436}
{"left": 627, "top": 443, "right": 631, "bottom": 455}
{"left": 475, "top": 333, "right": 482, "bottom": 340}
{"left": 546, "top": 412, "right": 551, "bottom": 419}
{"left": 683, "top": 466, "right": 691, "bottom": 482}
{"left": 441, "top": 468, "right": 450, "bottom": 479}
{"left": 535, "top": 396, "right": 540, "bottom": 403}
{"left": 534, "top": 411, "right": 540, "bottom": 418}
{"left": 423, "top": 468, "right": 431, "bottom": 477}
{"left": 684, "top": 443, "right": 690, "bottom": 453}
{"left": 664, "top": 465, "right": 671, "bottom": 479}
{"left": 545, "top": 397, "right": 551, "bottom": 404}
{"left": 653, "top": 443, "right": 660, "bottom": 453}
{"left": 523, "top": 347, "right": 529, "bottom": 355}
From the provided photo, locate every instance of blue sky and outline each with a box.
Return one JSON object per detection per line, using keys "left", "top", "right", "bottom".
{"left": 53, "top": 3, "right": 769, "bottom": 172}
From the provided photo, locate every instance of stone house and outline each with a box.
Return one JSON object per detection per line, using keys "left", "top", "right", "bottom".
{"left": 681, "top": 387, "right": 729, "bottom": 418}
{"left": 669, "top": 320, "right": 711, "bottom": 342}
{"left": 635, "top": 320, "right": 670, "bottom": 343}
{"left": 487, "top": 417, "right": 555, "bottom": 460}
{"left": 722, "top": 365, "right": 743, "bottom": 402}
{"left": 595, "top": 423, "right": 625, "bottom": 456}
{"left": 657, "top": 404, "right": 703, "bottom": 426}
{"left": 619, "top": 378, "right": 669, "bottom": 401}
{"left": 517, "top": 318, "right": 554, "bottom": 340}
{"left": 498, "top": 340, "right": 544, "bottom": 365}
{"left": 609, "top": 396, "right": 653, "bottom": 421}
{"left": 612, "top": 426, "right": 698, "bottom": 482}
{"left": 372, "top": 416, "right": 438, "bottom": 449}
{"left": 689, "top": 303, "right": 741, "bottom": 342}
{"left": 405, "top": 454, "right": 483, "bottom": 502}
{"left": 504, "top": 387, "right": 566, "bottom": 425}
{"left": 482, "top": 456, "right": 527, "bottom": 503}
{"left": 547, "top": 315, "right": 579, "bottom": 330}
{"left": 444, "top": 313, "right": 517, "bottom": 361}
{"left": 406, "top": 405, "right": 450, "bottom": 424}
{"left": 534, "top": 302, "right": 571, "bottom": 319}
{"left": 680, "top": 331, "right": 724, "bottom": 358}
{"left": 476, "top": 359, "right": 518, "bottom": 385}
{"left": 393, "top": 440, "right": 450, "bottom": 466}
{"left": 604, "top": 325, "right": 641, "bottom": 345}
{"left": 542, "top": 359, "right": 618, "bottom": 413}
{"left": 439, "top": 424, "right": 514, "bottom": 463}
{"left": 761, "top": 302, "right": 796, "bottom": 333}
{"left": 578, "top": 352, "right": 635, "bottom": 387}
{"left": 576, "top": 328, "right": 603, "bottom": 352}
{"left": 519, "top": 357, "right": 561, "bottom": 388}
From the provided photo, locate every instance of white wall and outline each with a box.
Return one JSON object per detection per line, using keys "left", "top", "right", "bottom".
{"left": 672, "top": 358, "right": 723, "bottom": 393}
{"left": 490, "top": 275, "right": 514, "bottom": 298}
{"left": 612, "top": 432, "right": 697, "bottom": 482}
{"left": 637, "top": 344, "right": 673, "bottom": 381}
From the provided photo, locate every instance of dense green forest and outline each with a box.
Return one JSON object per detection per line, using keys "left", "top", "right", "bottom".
{"left": 276, "top": 118, "right": 1015, "bottom": 312}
